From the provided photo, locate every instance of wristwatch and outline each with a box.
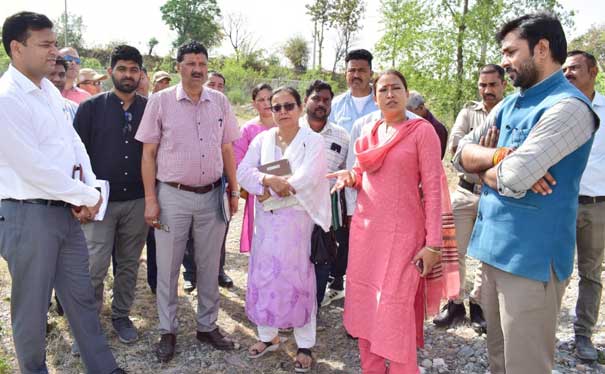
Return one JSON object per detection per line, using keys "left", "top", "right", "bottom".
{"left": 230, "top": 190, "right": 240, "bottom": 198}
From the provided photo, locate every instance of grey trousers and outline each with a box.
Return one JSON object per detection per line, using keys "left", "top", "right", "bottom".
{"left": 155, "top": 183, "right": 226, "bottom": 334}
{"left": 81, "top": 198, "right": 147, "bottom": 319}
{"left": 481, "top": 264, "right": 567, "bottom": 374}
{"left": 575, "top": 200, "right": 605, "bottom": 337}
{"left": 0, "top": 201, "right": 118, "bottom": 374}
{"left": 451, "top": 185, "right": 482, "bottom": 303}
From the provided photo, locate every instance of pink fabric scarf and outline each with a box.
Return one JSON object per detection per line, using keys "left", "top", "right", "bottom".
{"left": 355, "top": 118, "right": 460, "bottom": 347}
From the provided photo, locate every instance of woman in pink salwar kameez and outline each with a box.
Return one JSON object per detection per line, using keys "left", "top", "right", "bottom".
{"left": 233, "top": 83, "right": 275, "bottom": 253}
{"left": 329, "top": 70, "right": 449, "bottom": 374}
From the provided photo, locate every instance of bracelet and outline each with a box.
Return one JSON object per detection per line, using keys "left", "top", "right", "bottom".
{"left": 492, "top": 147, "right": 508, "bottom": 166}
{"left": 425, "top": 246, "right": 441, "bottom": 254}
{"left": 230, "top": 190, "right": 240, "bottom": 198}
{"left": 349, "top": 170, "right": 356, "bottom": 186}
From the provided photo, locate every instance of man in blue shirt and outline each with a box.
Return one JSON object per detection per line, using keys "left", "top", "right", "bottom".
{"left": 323, "top": 49, "right": 376, "bottom": 307}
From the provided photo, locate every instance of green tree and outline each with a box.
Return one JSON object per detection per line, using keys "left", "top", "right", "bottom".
{"left": 160, "top": 0, "right": 223, "bottom": 48}
{"left": 283, "top": 36, "right": 310, "bottom": 73}
{"left": 569, "top": 24, "right": 605, "bottom": 71}
{"left": 376, "top": 0, "right": 573, "bottom": 124}
{"left": 0, "top": 34, "right": 9, "bottom": 73}
{"left": 147, "top": 37, "right": 159, "bottom": 56}
{"left": 328, "top": 0, "right": 365, "bottom": 70}
{"left": 306, "top": 0, "right": 332, "bottom": 69}
{"left": 54, "top": 13, "right": 85, "bottom": 50}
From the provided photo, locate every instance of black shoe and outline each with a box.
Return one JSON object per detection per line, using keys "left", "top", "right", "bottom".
{"left": 575, "top": 335, "right": 598, "bottom": 361}
{"left": 218, "top": 273, "right": 234, "bottom": 288}
{"left": 183, "top": 280, "right": 196, "bottom": 293}
{"left": 156, "top": 333, "right": 176, "bottom": 363}
{"left": 469, "top": 302, "right": 487, "bottom": 334}
{"left": 432, "top": 301, "right": 466, "bottom": 328}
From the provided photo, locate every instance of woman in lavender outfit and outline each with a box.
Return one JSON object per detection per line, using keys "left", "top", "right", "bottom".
{"left": 237, "top": 86, "right": 331, "bottom": 372}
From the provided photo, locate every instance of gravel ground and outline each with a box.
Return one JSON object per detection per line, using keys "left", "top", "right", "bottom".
{"left": 0, "top": 165, "right": 604, "bottom": 373}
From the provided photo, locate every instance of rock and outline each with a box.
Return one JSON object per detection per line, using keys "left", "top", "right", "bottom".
{"left": 433, "top": 358, "right": 446, "bottom": 368}
{"left": 459, "top": 346, "right": 474, "bottom": 358}
{"left": 421, "top": 358, "right": 432, "bottom": 368}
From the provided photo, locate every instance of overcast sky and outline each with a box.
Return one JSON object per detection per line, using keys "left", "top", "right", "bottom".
{"left": 1, "top": 0, "right": 603, "bottom": 70}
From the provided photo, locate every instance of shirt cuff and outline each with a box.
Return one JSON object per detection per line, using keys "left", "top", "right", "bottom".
{"left": 496, "top": 162, "right": 527, "bottom": 199}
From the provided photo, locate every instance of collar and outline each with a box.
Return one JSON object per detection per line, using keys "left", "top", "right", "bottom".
{"left": 346, "top": 89, "right": 373, "bottom": 100}
{"left": 519, "top": 70, "right": 563, "bottom": 98}
{"left": 7, "top": 64, "right": 44, "bottom": 94}
{"left": 176, "top": 83, "right": 211, "bottom": 103}
{"left": 300, "top": 114, "right": 333, "bottom": 134}
{"left": 593, "top": 91, "right": 605, "bottom": 108}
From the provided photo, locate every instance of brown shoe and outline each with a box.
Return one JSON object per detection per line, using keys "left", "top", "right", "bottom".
{"left": 156, "top": 333, "right": 176, "bottom": 362}
{"left": 196, "top": 328, "right": 236, "bottom": 351}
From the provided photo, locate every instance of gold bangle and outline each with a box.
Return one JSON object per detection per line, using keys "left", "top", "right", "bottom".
{"left": 425, "top": 246, "right": 441, "bottom": 254}
{"left": 349, "top": 170, "right": 356, "bottom": 185}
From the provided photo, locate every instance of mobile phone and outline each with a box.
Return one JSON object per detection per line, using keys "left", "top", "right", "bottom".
{"left": 414, "top": 259, "right": 424, "bottom": 273}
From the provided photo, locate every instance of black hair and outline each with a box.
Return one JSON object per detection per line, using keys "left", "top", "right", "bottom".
{"left": 2, "top": 11, "right": 53, "bottom": 57}
{"left": 270, "top": 86, "right": 302, "bottom": 107}
{"left": 372, "top": 69, "right": 408, "bottom": 96}
{"left": 345, "top": 49, "right": 373, "bottom": 69}
{"left": 567, "top": 50, "right": 598, "bottom": 69}
{"left": 208, "top": 70, "right": 225, "bottom": 84}
{"left": 55, "top": 56, "right": 68, "bottom": 71}
{"left": 176, "top": 40, "right": 208, "bottom": 63}
{"left": 141, "top": 66, "right": 148, "bottom": 75}
{"left": 305, "top": 79, "right": 334, "bottom": 99}
{"left": 479, "top": 64, "right": 505, "bottom": 80}
{"left": 110, "top": 45, "right": 143, "bottom": 69}
{"left": 251, "top": 83, "right": 272, "bottom": 100}
{"left": 496, "top": 13, "right": 567, "bottom": 65}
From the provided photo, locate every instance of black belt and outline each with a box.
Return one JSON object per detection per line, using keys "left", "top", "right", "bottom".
{"left": 3, "top": 198, "right": 71, "bottom": 208}
{"left": 578, "top": 195, "right": 605, "bottom": 204}
{"left": 458, "top": 178, "right": 481, "bottom": 194}
{"left": 164, "top": 179, "right": 221, "bottom": 194}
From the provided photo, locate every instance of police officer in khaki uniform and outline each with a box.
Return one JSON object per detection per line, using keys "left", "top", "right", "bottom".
{"left": 433, "top": 64, "right": 506, "bottom": 333}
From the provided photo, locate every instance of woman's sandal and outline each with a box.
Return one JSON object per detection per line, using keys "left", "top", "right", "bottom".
{"left": 294, "top": 348, "right": 313, "bottom": 373}
{"left": 247, "top": 339, "right": 280, "bottom": 359}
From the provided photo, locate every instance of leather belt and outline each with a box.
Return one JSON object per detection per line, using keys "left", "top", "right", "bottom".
{"left": 578, "top": 195, "right": 605, "bottom": 204}
{"left": 164, "top": 179, "right": 221, "bottom": 194}
{"left": 458, "top": 178, "right": 481, "bottom": 195}
{"left": 3, "top": 198, "right": 70, "bottom": 208}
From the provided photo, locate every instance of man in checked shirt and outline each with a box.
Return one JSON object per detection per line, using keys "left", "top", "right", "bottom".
{"left": 453, "top": 13, "right": 599, "bottom": 374}
{"left": 299, "top": 80, "right": 350, "bottom": 321}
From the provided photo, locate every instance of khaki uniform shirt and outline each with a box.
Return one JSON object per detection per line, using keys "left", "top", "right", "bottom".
{"left": 448, "top": 101, "right": 488, "bottom": 185}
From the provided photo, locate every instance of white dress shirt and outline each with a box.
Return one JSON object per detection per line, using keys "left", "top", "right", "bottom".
{"left": 0, "top": 64, "right": 99, "bottom": 206}
{"left": 579, "top": 91, "right": 605, "bottom": 196}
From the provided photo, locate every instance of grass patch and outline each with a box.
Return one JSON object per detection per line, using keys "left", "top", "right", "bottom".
{"left": 0, "top": 356, "right": 10, "bottom": 374}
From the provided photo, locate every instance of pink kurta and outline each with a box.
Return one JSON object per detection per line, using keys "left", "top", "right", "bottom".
{"left": 233, "top": 120, "right": 273, "bottom": 253}
{"left": 343, "top": 119, "right": 443, "bottom": 368}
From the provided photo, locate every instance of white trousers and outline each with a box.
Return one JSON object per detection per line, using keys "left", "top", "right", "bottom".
{"left": 257, "top": 312, "right": 316, "bottom": 348}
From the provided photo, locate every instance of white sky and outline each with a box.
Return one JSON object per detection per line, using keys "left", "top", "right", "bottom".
{"left": 1, "top": 0, "right": 603, "bottom": 70}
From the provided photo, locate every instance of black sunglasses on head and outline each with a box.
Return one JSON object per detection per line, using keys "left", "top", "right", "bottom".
{"left": 271, "top": 102, "right": 297, "bottom": 113}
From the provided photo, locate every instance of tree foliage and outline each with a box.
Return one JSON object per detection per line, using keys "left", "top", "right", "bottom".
{"left": 147, "top": 37, "right": 159, "bottom": 56}
{"left": 569, "top": 23, "right": 605, "bottom": 93}
{"left": 54, "top": 13, "right": 86, "bottom": 50}
{"left": 376, "top": 0, "right": 574, "bottom": 125}
{"left": 160, "top": 0, "right": 223, "bottom": 48}
{"left": 306, "top": 0, "right": 331, "bottom": 69}
{"left": 284, "top": 36, "right": 310, "bottom": 73}
{"left": 223, "top": 12, "right": 255, "bottom": 62}
{"left": 328, "top": 0, "right": 365, "bottom": 71}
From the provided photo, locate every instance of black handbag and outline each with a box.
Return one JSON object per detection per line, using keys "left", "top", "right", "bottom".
{"left": 310, "top": 225, "right": 338, "bottom": 265}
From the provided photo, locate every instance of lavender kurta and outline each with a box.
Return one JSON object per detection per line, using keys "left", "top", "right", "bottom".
{"left": 237, "top": 133, "right": 321, "bottom": 328}
{"left": 233, "top": 120, "right": 273, "bottom": 253}
{"left": 344, "top": 120, "right": 443, "bottom": 365}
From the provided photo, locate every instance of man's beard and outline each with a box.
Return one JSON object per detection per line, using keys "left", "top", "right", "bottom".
{"left": 112, "top": 75, "right": 140, "bottom": 93}
{"left": 508, "top": 57, "right": 539, "bottom": 89}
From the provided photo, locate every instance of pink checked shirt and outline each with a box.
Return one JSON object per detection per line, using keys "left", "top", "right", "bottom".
{"left": 135, "top": 83, "right": 240, "bottom": 186}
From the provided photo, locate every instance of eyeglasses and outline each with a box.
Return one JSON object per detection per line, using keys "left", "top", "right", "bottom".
{"left": 63, "top": 55, "right": 81, "bottom": 64}
{"left": 80, "top": 80, "right": 101, "bottom": 86}
{"left": 123, "top": 111, "right": 133, "bottom": 136}
{"left": 270, "top": 102, "right": 297, "bottom": 113}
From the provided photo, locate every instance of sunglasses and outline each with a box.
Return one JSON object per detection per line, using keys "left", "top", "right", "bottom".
{"left": 123, "top": 111, "right": 133, "bottom": 136}
{"left": 63, "top": 55, "right": 81, "bottom": 64}
{"left": 271, "top": 102, "right": 297, "bottom": 113}
{"left": 80, "top": 80, "right": 101, "bottom": 86}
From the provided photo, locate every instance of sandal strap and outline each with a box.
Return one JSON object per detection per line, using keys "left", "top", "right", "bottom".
{"left": 297, "top": 348, "right": 312, "bottom": 357}
{"left": 251, "top": 340, "right": 275, "bottom": 354}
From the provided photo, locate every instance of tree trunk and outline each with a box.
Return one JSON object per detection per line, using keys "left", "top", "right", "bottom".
{"left": 454, "top": 0, "right": 469, "bottom": 113}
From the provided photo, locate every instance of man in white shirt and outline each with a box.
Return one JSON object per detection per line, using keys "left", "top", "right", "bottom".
{"left": 563, "top": 49, "right": 605, "bottom": 362}
{"left": 0, "top": 12, "right": 122, "bottom": 374}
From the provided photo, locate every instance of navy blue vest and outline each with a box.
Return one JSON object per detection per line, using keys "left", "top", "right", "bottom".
{"left": 468, "top": 71, "right": 597, "bottom": 282}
